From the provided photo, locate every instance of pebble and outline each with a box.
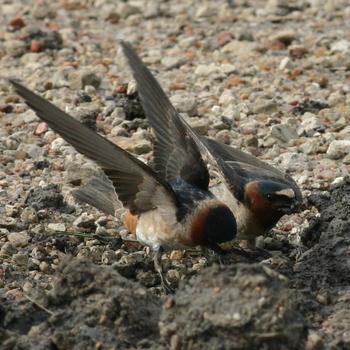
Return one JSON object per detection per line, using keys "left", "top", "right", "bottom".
{"left": 111, "top": 135, "right": 152, "bottom": 155}
{"left": 270, "top": 123, "right": 298, "bottom": 143}
{"left": 118, "top": 3, "right": 141, "bottom": 18}
{"left": 73, "top": 213, "right": 96, "bottom": 229}
{"left": 279, "top": 57, "right": 294, "bottom": 70}
{"left": 300, "top": 139, "right": 319, "bottom": 155}
{"left": 170, "top": 94, "right": 197, "bottom": 116}
{"left": 188, "top": 117, "right": 210, "bottom": 135}
{"left": 69, "top": 71, "right": 101, "bottom": 90}
{"left": 144, "top": 2, "right": 160, "bottom": 19}
{"left": 219, "top": 90, "right": 237, "bottom": 107}
{"left": 35, "top": 122, "right": 49, "bottom": 135}
{"left": 0, "top": 242, "right": 17, "bottom": 257}
{"left": 331, "top": 39, "right": 350, "bottom": 53}
{"left": 289, "top": 45, "right": 308, "bottom": 59}
{"left": 12, "top": 252, "right": 29, "bottom": 266}
{"left": 9, "top": 16, "right": 25, "bottom": 29}
{"left": 48, "top": 223, "right": 66, "bottom": 232}
{"left": 298, "top": 113, "right": 325, "bottom": 137}
{"left": 327, "top": 140, "right": 350, "bottom": 160}
{"left": 7, "top": 231, "right": 30, "bottom": 247}
{"left": 277, "top": 152, "right": 309, "bottom": 172}
{"left": 194, "top": 64, "right": 220, "bottom": 77}
{"left": 101, "top": 250, "right": 118, "bottom": 265}
{"left": 251, "top": 100, "right": 279, "bottom": 114}
{"left": 39, "top": 261, "right": 52, "bottom": 273}
{"left": 270, "top": 29, "right": 296, "bottom": 46}
{"left": 195, "top": 4, "right": 216, "bottom": 18}
{"left": 161, "top": 56, "right": 186, "bottom": 70}
{"left": 30, "top": 40, "right": 42, "bottom": 53}
{"left": 5, "top": 39, "right": 26, "bottom": 57}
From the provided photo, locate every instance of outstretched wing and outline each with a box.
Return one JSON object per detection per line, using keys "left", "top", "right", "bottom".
{"left": 10, "top": 80, "right": 177, "bottom": 214}
{"left": 120, "top": 41, "right": 209, "bottom": 191}
{"left": 202, "top": 137, "right": 302, "bottom": 202}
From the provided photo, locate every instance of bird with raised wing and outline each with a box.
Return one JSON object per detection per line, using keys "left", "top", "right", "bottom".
{"left": 10, "top": 80, "right": 237, "bottom": 293}
{"left": 120, "top": 41, "right": 302, "bottom": 249}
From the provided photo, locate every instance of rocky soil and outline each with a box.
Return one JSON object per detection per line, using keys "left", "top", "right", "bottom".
{"left": 1, "top": 0, "right": 350, "bottom": 349}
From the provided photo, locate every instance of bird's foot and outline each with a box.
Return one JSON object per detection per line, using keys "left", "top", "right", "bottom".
{"left": 153, "top": 246, "right": 175, "bottom": 294}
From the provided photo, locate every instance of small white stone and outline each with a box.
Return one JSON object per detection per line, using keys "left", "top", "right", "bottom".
{"left": 331, "top": 39, "right": 350, "bottom": 53}
{"left": 195, "top": 4, "right": 216, "bottom": 18}
{"left": 327, "top": 140, "right": 350, "bottom": 159}
{"left": 331, "top": 177, "right": 344, "bottom": 186}
{"left": 194, "top": 64, "right": 220, "bottom": 77}
{"left": 127, "top": 79, "right": 137, "bottom": 95}
{"left": 219, "top": 90, "right": 236, "bottom": 107}
{"left": 279, "top": 57, "right": 294, "bottom": 70}
{"left": 220, "top": 64, "right": 237, "bottom": 75}
{"left": 48, "top": 223, "right": 66, "bottom": 232}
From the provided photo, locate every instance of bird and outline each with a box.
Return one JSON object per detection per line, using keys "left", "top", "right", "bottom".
{"left": 119, "top": 40, "right": 302, "bottom": 250}
{"left": 10, "top": 79, "right": 237, "bottom": 293}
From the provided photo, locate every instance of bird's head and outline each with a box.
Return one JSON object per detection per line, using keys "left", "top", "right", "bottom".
{"left": 245, "top": 180, "right": 301, "bottom": 221}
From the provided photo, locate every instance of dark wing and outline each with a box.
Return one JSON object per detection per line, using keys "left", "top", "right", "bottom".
{"left": 72, "top": 175, "right": 121, "bottom": 216}
{"left": 10, "top": 80, "right": 177, "bottom": 214}
{"left": 202, "top": 137, "right": 302, "bottom": 202}
{"left": 120, "top": 41, "right": 209, "bottom": 190}
{"left": 202, "top": 137, "right": 285, "bottom": 176}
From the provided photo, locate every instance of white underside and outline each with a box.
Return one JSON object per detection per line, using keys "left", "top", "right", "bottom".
{"left": 136, "top": 207, "right": 185, "bottom": 251}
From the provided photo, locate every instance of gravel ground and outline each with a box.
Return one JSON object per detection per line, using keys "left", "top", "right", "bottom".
{"left": 1, "top": 0, "right": 350, "bottom": 349}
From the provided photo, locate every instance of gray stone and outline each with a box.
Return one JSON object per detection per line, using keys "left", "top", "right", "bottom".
{"left": 300, "top": 139, "right": 319, "bottom": 155}
{"left": 277, "top": 152, "right": 309, "bottom": 171}
{"left": 188, "top": 117, "right": 210, "bottom": 135}
{"left": 170, "top": 94, "right": 197, "bottom": 116}
{"left": 7, "top": 231, "right": 30, "bottom": 247}
{"left": 161, "top": 56, "right": 187, "bottom": 70}
{"left": 219, "top": 90, "right": 237, "bottom": 107}
{"left": 5, "top": 39, "right": 26, "bottom": 57}
{"left": 327, "top": 140, "right": 350, "bottom": 160}
{"left": 194, "top": 64, "right": 220, "bottom": 77}
{"left": 118, "top": 3, "right": 141, "bottom": 18}
{"left": 270, "top": 123, "right": 298, "bottom": 143}
{"left": 251, "top": 100, "right": 279, "bottom": 114}
{"left": 298, "top": 113, "right": 325, "bottom": 137}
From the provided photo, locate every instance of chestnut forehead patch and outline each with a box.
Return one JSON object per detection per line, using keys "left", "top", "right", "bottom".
{"left": 274, "top": 188, "right": 295, "bottom": 198}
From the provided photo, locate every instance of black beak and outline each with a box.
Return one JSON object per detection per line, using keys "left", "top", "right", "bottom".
{"left": 280, "top": 199, "right": 302, "bottom": 214}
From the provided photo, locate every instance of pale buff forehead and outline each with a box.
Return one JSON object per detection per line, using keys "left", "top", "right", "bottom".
{"left": 274, "top": 188, "right": 295, "bottom": 198}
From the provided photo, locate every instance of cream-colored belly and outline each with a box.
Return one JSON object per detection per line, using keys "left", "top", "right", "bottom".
{"left": 136, "top": 207, "right": 186, "bottom": 251}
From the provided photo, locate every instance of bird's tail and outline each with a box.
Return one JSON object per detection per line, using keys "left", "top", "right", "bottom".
{"left": 72, "top": 176, "right": 122, "bottom": 216}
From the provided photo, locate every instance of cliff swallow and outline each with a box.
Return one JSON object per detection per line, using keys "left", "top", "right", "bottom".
{"left": 120, "top": 41, "right": 302, "bottom": 249}
{"left": 10, "top": 80, "right": 237, "bottom": 293}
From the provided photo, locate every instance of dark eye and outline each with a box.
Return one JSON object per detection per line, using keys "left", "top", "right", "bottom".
{"left": 266, "top": 194, "right": 272, "bottom": 200}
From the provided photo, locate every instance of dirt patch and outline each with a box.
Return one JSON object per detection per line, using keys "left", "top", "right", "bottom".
{"left": 160, "top": 264, "right": 307, "bottom": 350}
{"left": 0, "top": 258, "right": 162, "bottom": 350}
